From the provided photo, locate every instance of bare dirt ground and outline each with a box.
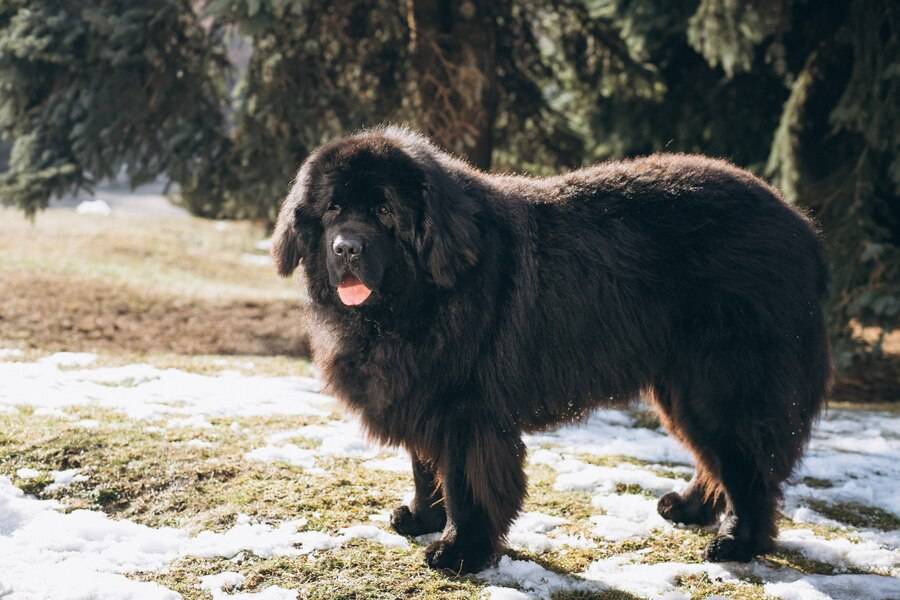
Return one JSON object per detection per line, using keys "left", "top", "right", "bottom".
{"left": 0, "top": 207, "right": 309, "bottom": 358}
{"left": 0, "top": 275, "right": 308, "bottom": 357}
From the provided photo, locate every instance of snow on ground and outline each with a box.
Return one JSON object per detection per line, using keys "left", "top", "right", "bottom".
{"left": 244, "top": 443, "right": 322, "bottom": 472}
{"left": 0, "top": 357, "right": 333, "bottom": 421}
{"left": 589, "top": 492, "right": 674, "bottom": 541}
{"left": 788, "top": 411, "right": 900, "bottom": 518}
{"left": 778, "top": 528, "right": 900, "bottom": 573}
{"left": 478, "top": 555, "right": 603, "bottom": 598}
{"left": 51, "top": 179, "right": 188, "bottom": 217}
{"left": 0, "top": 475, "right": 406, "bottom": 599}
{"left": 524, "top": 409, "right": 693, "bottom": 464}
{"left": 15, "top": 468, "right": 40, "bottom": 480}
{"left": 200, "top": 572, "right": 295, "bottom": 600}
{"left": 1, "top": 352, "right": 900, "bottom": 599}
{"left": 75, "top": 199, "right": 112, "bottom": 216}
{"left": 581, "top": 551, "right": 746, "bottom": 597}
{"left": 45, "top": 468, "right": 89, "bottom": 492}
{"left": 245, "top": 420, "right": 410, "bottom": 474}
{"left": 764, "top": 573, "right": 900, "bottom": 600}
{"left": 506, "top": 511, "right": 594, "bottom": 553}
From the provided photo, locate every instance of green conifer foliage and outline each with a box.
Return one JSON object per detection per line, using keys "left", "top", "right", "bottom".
{"left": 0, "top": 1, "right": 229, "bottom": 216}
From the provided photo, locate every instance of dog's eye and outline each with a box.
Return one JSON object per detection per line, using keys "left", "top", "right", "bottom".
{"left": 327, "top": 203, "right": 341, "bottom": 213}
{"left": 376, "top": 205, "right": 391, "bottom": 216}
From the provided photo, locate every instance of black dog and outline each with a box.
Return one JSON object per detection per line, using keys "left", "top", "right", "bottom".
{"left": 272, "top": 126, "right": 831, "bottom": 573}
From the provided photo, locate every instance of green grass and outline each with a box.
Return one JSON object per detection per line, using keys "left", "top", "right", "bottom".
{"left": 670, "top": 573, "right": 765, "bottom": 600}
{"left": 806, "top": 499, "right": 900, "bottom": 531}
{"left": 137, "top": 549, "right": 490, "bottom": 599}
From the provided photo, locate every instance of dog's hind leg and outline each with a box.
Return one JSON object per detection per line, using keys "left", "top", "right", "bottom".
{"left": 423, "top": 423, "right": 527, "bottom": 573}
{"left": 702, "top": 442, "right": 781, "bottom": 562}
{"left": 391, "top": 452, "right": 447, "bottom": 536}
{"left": 701, "top": 348, "right": 823, "bottom": 562}
{"left": 650, "top": 386, "right": 725, "bottom": 526}
{"left": 657, "top": 384, "right": 782, "bottom": 560}
{"left": 655, "top": 337, "right": 821, "bottom": 562}
{"left": 656, "top": 394, "right": 780, "bottom": 560}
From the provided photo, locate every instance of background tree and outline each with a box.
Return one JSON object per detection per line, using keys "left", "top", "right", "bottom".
{"left": 0, "top": 0, "right": 897, "bottom": 398}
{"left": 0, "top": 0, "right": 229, "bottom": 216}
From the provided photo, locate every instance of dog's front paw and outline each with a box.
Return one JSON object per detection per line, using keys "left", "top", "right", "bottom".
{"left": 424, "top": 536, "right": 493, "bottom": 574}
{"left": 390, "top": 505, "right": 445, "bottom": 536}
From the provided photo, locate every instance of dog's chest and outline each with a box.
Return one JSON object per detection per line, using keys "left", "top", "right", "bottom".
{"left": 318, "top": 332, "right": 416, "bottom": 405}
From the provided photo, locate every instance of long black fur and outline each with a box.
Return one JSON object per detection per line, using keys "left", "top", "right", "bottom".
{"left": 272, "top": 126, "right": 831, "bottom": 572}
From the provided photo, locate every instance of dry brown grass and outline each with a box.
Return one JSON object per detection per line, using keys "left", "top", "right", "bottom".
{"left": 0, "top": 208, "right": 310, "bottom": 356}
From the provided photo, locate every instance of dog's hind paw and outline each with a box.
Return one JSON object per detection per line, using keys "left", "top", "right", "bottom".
{"left": 390, "top": 505, "right": 444, "bottom": 537}
{"left": 657, "top": 491, "right": 718, "bottom": 526}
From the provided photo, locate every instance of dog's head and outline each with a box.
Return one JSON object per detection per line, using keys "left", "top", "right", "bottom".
{"left": 272, "top": 128, "right": 482, "bottom": 312}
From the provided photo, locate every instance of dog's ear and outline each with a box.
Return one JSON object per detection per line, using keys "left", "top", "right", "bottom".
{"left": 271, "top": 164, "right": 312, "bottom": 277}
{"left": 271, "top": 204, "right": 301, "bottom": 277}
{"left": 418, "top": 163, "right": 482, "bottom": 287}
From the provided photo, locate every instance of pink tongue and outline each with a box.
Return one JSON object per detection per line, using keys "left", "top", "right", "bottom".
{"left": 337, "top": 277, "right": 372, "bottom": 306}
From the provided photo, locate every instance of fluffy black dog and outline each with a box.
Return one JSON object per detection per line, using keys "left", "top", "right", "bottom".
{"left": 272, "top": 126, "right": 831, "bottom": 573}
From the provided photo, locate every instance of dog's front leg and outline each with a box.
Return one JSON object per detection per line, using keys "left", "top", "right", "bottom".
{"left": 424, "top": 424, "right": 526, "bottom": 573}
{"left": 391, "top": 451, "right": 447, "bottom": 536}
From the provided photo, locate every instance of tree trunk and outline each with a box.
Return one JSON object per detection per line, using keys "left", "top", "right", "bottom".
{"left": 408, "top": 0, "right": 498, "bottom": 170}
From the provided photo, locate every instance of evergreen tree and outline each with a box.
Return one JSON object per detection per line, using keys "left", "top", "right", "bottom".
{"left": 0, "top": 0, "right": 229, "bottom": 216}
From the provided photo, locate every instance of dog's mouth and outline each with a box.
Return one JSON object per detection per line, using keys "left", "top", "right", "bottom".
{"left": 337, "top": 274, "right": 373, "bottom": 306}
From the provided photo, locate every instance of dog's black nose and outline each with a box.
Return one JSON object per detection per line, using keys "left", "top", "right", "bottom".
{"left": 332, "top": 235, "right": 363, "bottom": 258}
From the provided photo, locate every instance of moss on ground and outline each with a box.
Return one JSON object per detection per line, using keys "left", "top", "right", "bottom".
{"left": 552, "top": 591, "right": 640, "bottom": 600}
{"left": 806, "top": 499, "right": 900, "bottom": 531}
{"left": 139, "top": 543, "right": 488, "bottom": 599}
{"left": 763, "top": 548, "right": 860, "bottom": 576}
{"left": 628, "top": 411, "right": 662, "bottom": 430}
{"left": 672, "top": 573, "right": 765, "bottom": 600}
{"left": 16, "top": 473, "right": 53, "bottom": 496}
{"left": 574, "top": 454, "right": 646, "bottom": 468}
{"left": 801, "top": 477, "right": 833, "bottom": 489}
{"left": 526, "top": 465, "right": 596, "bottom": 524}
{"left": 609, "top": 530, "right": 715, "bottom": 565}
